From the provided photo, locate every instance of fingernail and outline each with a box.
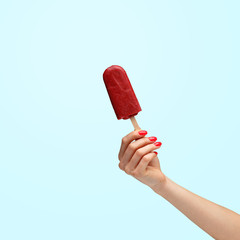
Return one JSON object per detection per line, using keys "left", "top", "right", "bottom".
{"left": 138, "top": 130, "right": 148, "bottom": 135}
{"left": 153, "top": 151, "right": 158, "bottom": 155}
{"left": 148, "top": 136, "right": 157, "bottom": 142}
{"left": 154, "top": 142, "right": 162, "bottom": 147}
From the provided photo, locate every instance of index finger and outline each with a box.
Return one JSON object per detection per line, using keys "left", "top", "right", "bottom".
{"left": 118, "top": 129, "right": 148, "bottom": 160}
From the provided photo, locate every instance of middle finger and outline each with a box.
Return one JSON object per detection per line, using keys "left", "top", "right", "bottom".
{"left": 125, "top": 141, "right": 162, "bottom": 172}
{"left": 119, "top": 136, "right": 157, "bottom": 169}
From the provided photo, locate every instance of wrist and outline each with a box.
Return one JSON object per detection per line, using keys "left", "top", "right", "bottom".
{"left": 151, "top": 174, "right": 168, "bottom": 195}
{"left": 152, "top": 176, "right": 175, "bottom": 197}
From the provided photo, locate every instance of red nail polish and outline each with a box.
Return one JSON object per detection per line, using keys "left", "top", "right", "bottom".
{"left": 148, "top": 136, "right": 157, "bottom": 142}
{"left": 154, "top": 142, "right": 162, "bottom": 147}
{"left": 138, "top": 130, "right": 148, "bottom": 135}
{"left": 153, "top": 151, "right": 158, "bottom": 155}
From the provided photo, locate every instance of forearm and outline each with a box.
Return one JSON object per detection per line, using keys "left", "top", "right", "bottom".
{"left": 154, "top": 177, "right": 240, "bottom": 240}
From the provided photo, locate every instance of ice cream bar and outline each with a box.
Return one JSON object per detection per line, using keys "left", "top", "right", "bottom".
{"left": 103, "top": 65, "right": 141, "bottom": 129}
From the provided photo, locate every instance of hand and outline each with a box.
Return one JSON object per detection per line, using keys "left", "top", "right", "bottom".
{"left": 118, "top": 129, "right": 166, "bottom": 191}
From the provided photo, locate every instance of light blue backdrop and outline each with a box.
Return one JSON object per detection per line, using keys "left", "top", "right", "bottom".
{"left": 0, "top": 0, "right": 239, "bottom": 239}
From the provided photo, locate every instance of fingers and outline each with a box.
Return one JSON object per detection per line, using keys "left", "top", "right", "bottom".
{"left": 118, "top": 129, "right": 148, "bottom": 160}
{"left": 124, "top": 141, "right": 162, "bottom": 173}
{"left": 134, "top": 152, "right": 158, "bottom": 176}
{"left": 119, "top": 136, "right": 158, "bottom": 169}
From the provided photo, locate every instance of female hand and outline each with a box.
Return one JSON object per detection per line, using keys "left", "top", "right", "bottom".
{"left": 118, "top": 129, "right": 166, "bottom": 191}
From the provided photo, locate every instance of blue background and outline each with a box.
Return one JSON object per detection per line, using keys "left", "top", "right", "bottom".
{"left": 0, "top": 0, "right": 239, "bottom": 239}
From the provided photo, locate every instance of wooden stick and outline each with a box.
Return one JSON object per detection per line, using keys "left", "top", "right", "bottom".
{"left": 130, "top": 116, "right": 141, "bottom": 130}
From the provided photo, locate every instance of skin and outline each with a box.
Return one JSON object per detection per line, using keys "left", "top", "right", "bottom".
{"left": 118, "top": 129, "right": 240, "bottom": 240}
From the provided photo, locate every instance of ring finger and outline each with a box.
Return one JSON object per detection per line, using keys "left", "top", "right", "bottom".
{"left": 119, "top": 136, "right": 157, "bottom": 169}
{"left": 125, "top": 142, "right": 162, "bottom": 173}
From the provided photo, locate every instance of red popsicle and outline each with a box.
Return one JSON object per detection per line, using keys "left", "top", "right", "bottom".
{"left": 103, "top": 65, "right": 141, "bottom": 130}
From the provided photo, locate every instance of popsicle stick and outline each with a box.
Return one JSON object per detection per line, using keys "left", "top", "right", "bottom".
{"left": 130, "top": 116, "right": 141, "bottom": 130}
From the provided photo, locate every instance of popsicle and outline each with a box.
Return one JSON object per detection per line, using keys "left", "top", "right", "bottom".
{"left": 103, "top": 65, "right": 141, "bottom": 130}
